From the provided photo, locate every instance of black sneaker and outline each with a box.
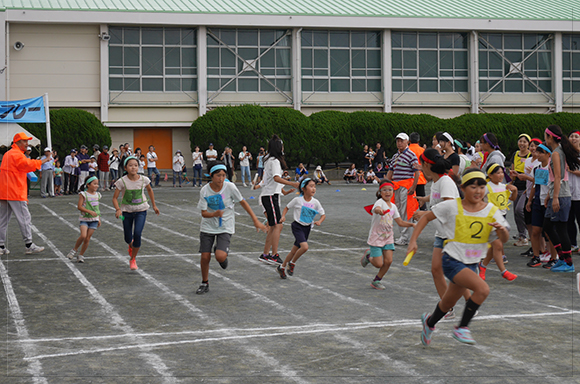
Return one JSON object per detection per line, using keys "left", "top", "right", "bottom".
{"left": 520, "top": 247, "right": 533, "bottom": 257}
{"left": 219, "top": 258, "right": 228, "bottom": 270}
{"left": 287, "top": 262, "right": 295, "bottom": 276}
{"left": 258, "top": 254, "right": 271, "bottom": 264}
{"left": 527, "top": 256, "right": 542, "bottom": 267}
{"left": 270, "top": 254, "right": 283, "bottom": 265}
{"left": 276, "top": 265, "right": 287, "bottom": 279}
{"left": 543, "top": 259, "right": 557, "bottom": 269}
{"left": 196, "top": 283, "right": 209, "bottom": 294}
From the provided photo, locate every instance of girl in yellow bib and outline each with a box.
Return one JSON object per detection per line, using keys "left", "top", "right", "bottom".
{"left": 67, "top": 176, "right": 101, "bottom": 263}
{"left": 407, "top": 169, "right": 509, "bottom": 346}
{"left": 478, "top": 163, "right": 518, "bottom": 281}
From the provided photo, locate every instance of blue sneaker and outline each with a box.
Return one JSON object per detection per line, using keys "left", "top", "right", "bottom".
{"left": 361, "top": 249, "right": 371, "bottom": 268}
{"left": 452, "top": 326, "right": 476, "bottom": 344}
{"left": 421, "top": 313, "right": 435, "bottom": 346}
{"left": 551, "top": 261, "right": 575, "bottom": 273}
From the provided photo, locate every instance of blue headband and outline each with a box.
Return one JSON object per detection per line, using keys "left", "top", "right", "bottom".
{"left": 299, "top": 178, "right": 312, "bottom": 195}
{"left": 124, "top": 156, "right": 138, "bottom": 167}
{"left": 537, "top": 144, "right": 552, "bottom": 154}
{"left": 85, "top": 176, "right": 98, "bottom": 186}
{"left": 210, "top": 164, "right": 227, "bottom": 175}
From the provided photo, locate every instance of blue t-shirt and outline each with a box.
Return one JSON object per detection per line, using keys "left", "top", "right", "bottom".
{"left": 77, "top": 153, "right": 90, "bottom": 171}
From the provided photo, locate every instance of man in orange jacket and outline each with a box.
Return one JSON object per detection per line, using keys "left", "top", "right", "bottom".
{"left": 0, "top": 132, "right": 52, "bottom": 255}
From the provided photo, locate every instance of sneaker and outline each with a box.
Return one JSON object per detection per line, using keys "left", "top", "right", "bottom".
{"left": 527, "top": 256, "right": 542, "bottom": 267}
{"left": 196, "top": 283, "right": 209, "bottom": 294}
{"left": 420, "top": 313, "right": 435, "bottom": 346}
{"left": 543, "top": 259, "right": 558, "bottom": 269}
{"left": 129, "top": 258, "right": 138, "bottom": 270}
{"left": 219, "top": 258, "right": 228, "bottom": 270}
{"left": 67, "top": 249, "right": 77, "bottom": 260}
{"left": 540, "top": 252, "right": 551, "bottom": 262}
{"left": 258, "top": 253, "right": 272, "bottom": 264}
{"left": 25, "top": 243, "right": 44, "bottom": 254}
{"left": 276, "top": 265, "right": 287, "bottom": 279}
{"left": 502, "top": 255, "right": 508, "bottom": 264}
{"left": 0, "top": 247, "right": 10, "bottom": 255}
{"left": 520, "top": 247, "right": 533, "bottom": 257}
{"left": 394, "top": 238, "right": 408, "bottom": 246}
{"left": 572, "top": 245, "right": 580, "bottom": 253}
{"left": 478, "top": 264, "right": 486, "bottom": 280}
{"left": 270, "top": 254, "right": 283, "bottom": 265}
{"left": 371, "top": 280, "right": 386, "bottom": 290}
{"left": 551, "top": 262, "right": 575, "bottom": 273}
{"left": 288, "top": 262, "right": 295, "bottom": 276}
{"left": 452, "top": 326, "right": 476, "bottom": 345}
{"left": 76, "top": 255, "right": 85, "bottom": 263}
{"left": 243, "top": 183, "right": 247, "bottom": 187}
{"left": 361, "top": 249, "right": 371, "bottom": 268}
{"left": 514, "top": 238, "right": 529, "bottom": 247}
{"left": 444, "top": 307, "right": 455, "bottom": 320}
{"left": 502, "top": 270, "right": 517, "bottom": 281}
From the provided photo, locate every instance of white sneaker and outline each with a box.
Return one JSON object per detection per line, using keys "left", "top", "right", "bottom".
{"left": 394, "top": 238, "right": 408, "bottom": 246}
{"left": 444, "top": 307, "right": 455, "bottom": 320}
{"left": 25, "top": 243, "right": 45, "bottom": 254}
{"left": 243, "top": 183, "right": 247, "bottom": 187}
{"left": 0, "top": 247, "right": 10, "bottom": 255}
{"left": 513, "top": 238, "right": 529, "bottom": 247}
{"left": 572, "top": 245, "right": 580, "bottom": 253}
{"left": 76, "top": 255, "right": 85, "bottom": 263}
{"left": 67, "top": 249, "right": 77, "bottom": 259}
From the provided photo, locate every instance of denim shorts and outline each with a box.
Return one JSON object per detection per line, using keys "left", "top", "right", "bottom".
{"left": 369, "top": 243, "right": 395, "bottom": 257}
{"left": 545, "top": 197, "right": 572, "bottom": 222}
{"left": 442, "top": 253, "right": 478, "bottom": 282}
{"left": 433, "top": 236, "right": 445, "bottom": 249}
{"left": 79, "top": 220, "right": 99, "bottom": 230}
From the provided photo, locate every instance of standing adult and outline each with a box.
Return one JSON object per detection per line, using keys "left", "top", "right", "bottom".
{"left": 0, "top": 132, "right": 52, "bottom": 255}
{"left": 25, "top": 147, "right": 32, "bottom": 196}
{"left": 509, "top": 134, "right": 532, "bottom": 246}
{"left": 108, "top": 148, "right": 120, "bottom": 188}
{"left": 408, "top": 132, "right": 427, "bottom": 202}
{"left": 40, "top": 147, "right": 55, "bottom": 198}
{"left": 172, "top": 150, "right": 185, "bottom": 187}
{"left": 63, "top": 149, "right": 79, "bottom": 195}
{"left": 205, "top": 143, "right": 218, "bottom": 163}
{"left": 374, "top": 143, "right": 385, "bottom": 168}
{"left": 77, "top": 145, "right": 90, "bottom": 190}
{"left": 97, "top": 145, "right": 110, "bottom": 191}
{"left": 386, "top": 133, "right": 420, "bottom": 246}
{"left": 238, "top": 146, "right": 252, "bottom": 187}
{"left": 192, "top": 146, "right": 204, "bottom": 187}
{"left": 221, "top": 147, "right": 235, "bottom": 181}
{"left": 147, "top": 145, "right": 160, "bottom": 187}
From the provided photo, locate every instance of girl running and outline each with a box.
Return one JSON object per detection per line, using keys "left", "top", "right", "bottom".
{"left": 67, "top": 176, "right": 101, "bottom": 263}
{"left": 112, "top": 156, "right": 160, "bottom": 271}
{"left": 361, "top": 180, "right": 415, "bottom": 290}
{"left": 477, "top": 164, "right": 518, "bottom": 281}
{"left": 197, "top": 162, "right": 267, "bottom": 294}
{"left": 543, "top": 125, "right": 580, "bottom": 272}
{"left": 276, "top": 178, "right": 326, "bottom": 279}
{"left": 258, "top": 135, "right": 299, "bottom": 265}
{"left": 408, "top": 169, "right": 509, "bottom": 346}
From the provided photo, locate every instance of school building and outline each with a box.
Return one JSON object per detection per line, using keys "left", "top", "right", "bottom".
{"left": 0, "top": 0, "right": 577, "bottom": 167}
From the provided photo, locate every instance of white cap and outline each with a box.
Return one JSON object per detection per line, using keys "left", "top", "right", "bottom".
{"left": 396, "top": 133, "right": 409, "bottom": 141}
{"left": 26, "top": 146, "right": 31, "bottom": 151}
{"left": 44, "top": 147, "right": 51, "bottom": 152}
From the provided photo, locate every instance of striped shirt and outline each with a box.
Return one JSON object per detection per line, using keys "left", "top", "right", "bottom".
{"left": 388, "top": 148, "right": 419, "bottom": 181}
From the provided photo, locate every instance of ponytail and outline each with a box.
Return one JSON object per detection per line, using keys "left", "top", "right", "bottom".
{"left": 420, "top": 148, "right": 452, "bottom": 175}
{"left": 546, "top": 125, "right": 580, "bottom": 171}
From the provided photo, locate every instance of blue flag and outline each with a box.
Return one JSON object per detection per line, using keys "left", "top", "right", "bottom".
{"left": 205, "top": 194, "right": 225, "bottom": 227}
{"left": 0, "top": 96, "right": 45, "bottom": 123}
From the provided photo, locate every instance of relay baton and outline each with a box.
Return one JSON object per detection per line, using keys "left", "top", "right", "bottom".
{"left": 403, "top": 250, "right": 415, "bottom": 266}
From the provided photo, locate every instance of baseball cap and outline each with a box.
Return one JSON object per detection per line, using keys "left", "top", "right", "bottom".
{"left": 80, "top": 145, "right": 87, "bottom": 149}
{"left": 71, "top": 148, "right": 77, "bottom": 153}
{"left": 396, "top": 133, "right": 409, "bottom": 141}
{"left": 103, "top": 145, "right": 108, "bottom": 150}
{"left": 13, "top": 132, "right": 32, "bottom": 142}
{"left": 209, "top": 143, "right": 214, "bottom": 146}
{"left": 26, "top": 146, "right": 31, "bottom": 151}
{"left": 44, "top": 147, "right": 51, "bottom": 152}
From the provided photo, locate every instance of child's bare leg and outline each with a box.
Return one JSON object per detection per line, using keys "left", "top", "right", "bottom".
{"left": 74, "top": 226, "right": 88, "bottom": 251}
{"left": 531, "top": 225, "right": 543, "bottom": 256}
{"left": 290, "top": 242, "right": 309, "bottom": 264}
{"left": 263, "top": 223, "right": 283, "bottom": 255}
{"left": 200, "top": 252, "right": 211, "bottom": 282}
{"left": 376, "top": 250, "right": 393, "bottom": 279}
{"left": 215, "top": 249, "right": 228, "bottom": 264}
{"left": 282, "top": 246, "right": 298, "bottom": 268}
{"left": 431, "top": 247, "right": 448, "bottom": 299}
{"left": 79, "top": 228, "right": 96, "bottom": 255}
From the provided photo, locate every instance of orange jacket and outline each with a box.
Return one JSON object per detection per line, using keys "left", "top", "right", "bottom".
{"left": 391, "top": 179, "right": 420, "bottom": 220}
{"left": 408, "top": 143, "right": 427, "bottom": 185}
{"left": 0, "top": 144, "right": 42, "bottom": 201}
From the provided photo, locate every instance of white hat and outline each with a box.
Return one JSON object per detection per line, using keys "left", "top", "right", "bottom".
{"left": 396, "top": 133, "right": 409, "bottom": 141}
{"left": 44, "top": 147, "right": 51, "bottom": 152}
{"left": 26, "top": 146, "right": 31, "bottom": 151}
{"left": 316, "top": 165, "right": 322, "bottom": 171}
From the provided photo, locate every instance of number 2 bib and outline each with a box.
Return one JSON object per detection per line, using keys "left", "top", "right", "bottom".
{"left": 486, "top": 184, "right": 511, "bottom": 211}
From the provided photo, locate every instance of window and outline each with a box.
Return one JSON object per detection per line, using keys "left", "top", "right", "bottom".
{"left": 207, "top": 28, "right": 291, "bottom": 93}
{"left": 391, "top": 32, "right": 468, "bottom": 93}
{"left": 563, "top": 34, "right": 580, "bottom": 93}
{"left": 479, "top": 33, "right": 552, "bottom": 93}
{"left": 301, "top": 30, "right": 382, "bottom": 93}
{"left": 109, "top": 27, "right": 197, "bottom": 92}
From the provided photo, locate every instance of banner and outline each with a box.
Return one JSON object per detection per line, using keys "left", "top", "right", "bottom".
{"left": 0, "top": 96, "right": 46, "bottom": 123}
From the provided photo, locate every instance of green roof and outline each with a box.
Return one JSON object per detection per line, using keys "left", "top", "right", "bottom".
{"left": 0, "top": 0, "right": 577, "bottom": 21}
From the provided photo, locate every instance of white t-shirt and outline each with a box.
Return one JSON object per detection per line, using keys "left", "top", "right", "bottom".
{"left": 367, "top": 170, "right": 376, "bottom": 178}
{"left": 431, "top": 199, "right": 508, "bottom": 264}
{"left": 239, "top": 151, "right": 251, "bottom": 167}
{"left": 173, "top": 155, "right": 185, "bottom": 172}
{"left": 286, "top": 195, "right": 325, "bottom": 226}
{"left": 524, "top": 157, "right": 541, "bottom": 197}
{"left": 260, "top": 157, "right": 283, "bottom": 196}
{"left": 138, "top": 160, "right": 145, "bottom": 174}
{"left": 114, "top": 175, "right": 151, "bottom": 212}
{"left": 197, "top": 181, "right": 244, "bottom": 234}
{"left": 205, "top": 149, "right": 218, "bottom": 161}
{"left": 367, "top": 199, "right": 400, "bottom": 247}
{"left": 147, "top": 152, "right": 157, "bottom": 168}
{"left": 192, "top": 151, "right": 203, "bottom": 166}
{"left": 429, "top": 175, "right": 460, "bottom": 238}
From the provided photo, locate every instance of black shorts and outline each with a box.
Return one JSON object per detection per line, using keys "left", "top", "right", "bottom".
{"left": 531, "top": 199, "right": 546, "bottom": 228}
{"left": 292, "top": 221, "right": 311, "bottom": 247}
{"left": 261, "top": 194, "right": 282, "bottom": 226}
{"left": 199, "top": 232, "right": 231, "bottom": 254}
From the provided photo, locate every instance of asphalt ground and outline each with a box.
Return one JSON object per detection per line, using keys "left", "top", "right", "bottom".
{"left": 1, "top": 181, "right": 579, "bottom": 384}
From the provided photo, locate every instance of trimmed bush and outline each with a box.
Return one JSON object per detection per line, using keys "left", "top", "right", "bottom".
{"left": 308, "top": 111, "right": 352, "bottom": 166}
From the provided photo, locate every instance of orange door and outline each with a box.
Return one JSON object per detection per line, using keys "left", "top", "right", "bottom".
{"left": 134, "top": 129, "right": 173, "bottom": 170}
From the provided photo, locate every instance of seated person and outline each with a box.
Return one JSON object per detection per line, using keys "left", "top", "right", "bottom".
{"left": 366, "top": 169, "right": 379, "bottom": 184}
{"left": 295, "top": 163, "right": 308, "bottom": 182}
{"left": 313, "top": 165, "right": 331, "bottom": 185}
{"left": 343, "top": 163, "right": 357, "bottom": 183}
{"left": 356, "top": 169, "right": 365, "bottom": 183}
{"left": 374, "top": 162, "right": 386, "bottom": 179}
{"left": 282, "top": 170, "right": 291, "bottom": 180}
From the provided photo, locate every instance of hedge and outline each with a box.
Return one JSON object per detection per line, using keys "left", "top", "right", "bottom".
{"left": 190, "top": 105, "right": 580, "bottom": 168}
{"left": 21, "top": 108, "right": 111, "bottom": 159}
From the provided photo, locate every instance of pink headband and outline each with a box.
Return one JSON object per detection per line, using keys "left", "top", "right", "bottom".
{"left": 545, "top": 128, "right": 561, "bottom": 140}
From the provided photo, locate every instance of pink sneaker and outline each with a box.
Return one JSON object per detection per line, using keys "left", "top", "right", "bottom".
{"left": 130, "top": 258, "right": 138, "bottom": 270}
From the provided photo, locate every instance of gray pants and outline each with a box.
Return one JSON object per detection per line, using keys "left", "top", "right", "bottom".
{"left": 514, "top": 191, "right": 528, "bottom": 239}
{"left": 394, "top": 186, "right": 411, "bottom": 242}
{"left": 99, "top": 171, "right": 110, "bottom": 190}
{"left": 0, "top": 200, "right": 33, "bottom": 246}
{"left": 40, "top": 169, "right": 54, "bottom": 197}
{"left": 78, "top": 170, "right": 89, "bottom": 190}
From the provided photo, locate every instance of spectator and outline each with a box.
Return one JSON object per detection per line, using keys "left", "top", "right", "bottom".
{"left": 255, "top": 147, "right": 265, "bottom": 186}
{"left": 40, "top": 147, "right": 55, "bottom": 198}
{"left": 172, "top": 150, "right": 185, "bottom": 187}
{"left": 408, "top": 132, "right": 427, "bottom": 206}
{"left": 205, "top": 143, "right": 218, "bottom": 162}
{"left": 92, "top": 144, "right": 100, "bottom": 179}
{"left": 366, "top": 169, "right": 378, "bottom": 184}
{"left": 147, "top": 145, "right": 160, "bottom": 187}
{"left": 282, "top": 170, "right": 291, "bottom": 180}
{"left": 313, "top": 165, "right": 331, "bottom": 185}
{"left": 108, "top": 148, "right": 120, "bottom": 188}
{"left": 63, "top": 149, "right": 78, "bottom": 195}
{"left": 88, "top": 156, "right": 98, "bottom": 177}
{"left": 343, "top": 163, "right": 357, "bottom": 183}
{"left": 221, "top": 147, "right": 235, "bottom": 181}
{"left": 238, "top": 146, "right": 253, "bottom": 187}
{"left": 295, "top": 163, "right": 308, "bottom": 182}
{"left": 192, "top": 146, "right": 203, "bottom": 187}
{"left": 77, "top": 145, "right": 90, "bottom": 190}
{"left": 375, "top": 162, "right": 386, "bottom": 179}
{"left": 365, "top": 145, "right": 375, "bottom": 172}
{"left": 356, "top": 169, "right": 365, "bottom": 183}
{"left": 374, "top": 143, "right": 385, "bottom": 168}
{"left": 97, "top": 145, "right": 110, "bottom": 191}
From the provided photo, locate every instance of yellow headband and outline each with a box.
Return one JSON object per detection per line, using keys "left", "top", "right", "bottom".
{"left": 486, "top": 163, "right": 500, "bottom": 176}
{"left": 462, "top": 171, "right": 486, "bottom": 185}
{"left": 518, "top": 133, "right": 531, "bottom": 142}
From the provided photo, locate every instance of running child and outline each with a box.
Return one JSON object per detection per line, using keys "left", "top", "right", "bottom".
{"left": 478, "top": 163, "right": 518, "bottom": 281}
{"left": 408, "top": 169, "right": 509, "bottom": 346}
{"left": 67, "top": 176, "right": 101, "bottom": 263}
{"left": 197, "top": 162, "right": 267, "bottom": 294}
{"left": 276, "top": 178, "right": 326, "bottom": 279}
{"left": 361, "top": 180, "right": 415, "bottom": 290}
{"left": 112, "top": 156, "right": 160, "bottom": 271}
{"left": 258, "top": 135, "right": 299, "bottom": 265}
